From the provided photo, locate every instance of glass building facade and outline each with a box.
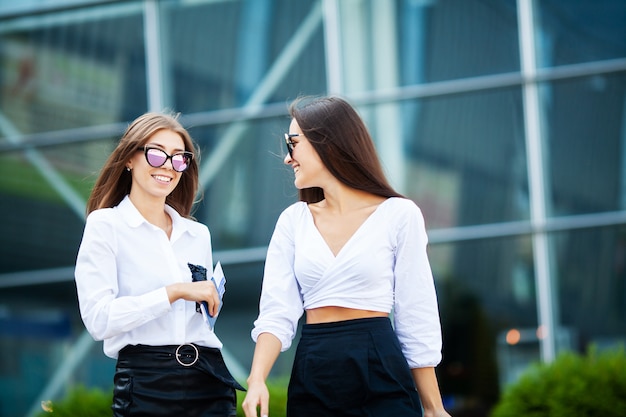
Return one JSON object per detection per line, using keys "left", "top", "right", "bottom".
{"left": 0, "top": 0, "right": 625, "bottom": 416}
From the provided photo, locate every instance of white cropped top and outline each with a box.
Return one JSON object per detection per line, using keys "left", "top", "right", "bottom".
{"left": 251, "top": 197, "right": 442, "bottom": 368}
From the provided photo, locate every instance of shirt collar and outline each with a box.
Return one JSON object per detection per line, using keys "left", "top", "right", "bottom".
{"left": 118, "top": 195, "right": 197, "bottom": 239}
{"left": 165, "top": 202, "right": 198, "bottom": 240}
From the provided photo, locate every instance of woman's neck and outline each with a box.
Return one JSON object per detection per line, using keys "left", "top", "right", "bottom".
{"left": 315, "top": 185, "right": 385, "bottom": 214}
{"left": 128, "top": 193, "right": 169, "bottom": 229}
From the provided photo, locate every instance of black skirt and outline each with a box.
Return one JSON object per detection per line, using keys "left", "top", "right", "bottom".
{"left": 287, "top": 317, "right": 423, "bottom": 417}
{"left": 113, "top": 344, "right": 245, "bottom": 417}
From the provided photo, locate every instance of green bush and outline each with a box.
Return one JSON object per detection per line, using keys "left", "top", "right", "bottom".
{"left": 491, "top": 345, "right": 626, "bottom": 417}
{"left": 35, "top": 385, "right": 112, "bottom": 417}
{"left": 35, "top": 379, "right": 289, "bottom": 417}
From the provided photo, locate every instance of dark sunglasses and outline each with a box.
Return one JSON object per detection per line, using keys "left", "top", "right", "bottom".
{"left": 138, "top": 146, "right": 193, "bottom": 172}
{"left": 284, "top": 133, "right": 303, "bottom": 158}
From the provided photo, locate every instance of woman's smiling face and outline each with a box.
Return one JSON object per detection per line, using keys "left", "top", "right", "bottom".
{"left": 284, "top": 119, "right": 333, "bottom": 190}
{"left": 127, "top": 129, "right": 186, "bottom": 203}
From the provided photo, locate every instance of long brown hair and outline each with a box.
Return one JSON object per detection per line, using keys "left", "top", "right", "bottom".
{"left": 86, "top": 112, "right": 200, "bottom": 217}
{"left": 289, "top": 96, "right": 403, "bottom": 203}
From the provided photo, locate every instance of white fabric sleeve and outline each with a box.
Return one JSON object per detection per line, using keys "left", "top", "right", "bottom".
{"left": 74, "top": 213, "right": 171, "bottom": 341}
{"left": 251, "top": 209, "right": 304, "bottom": 351}
{"left": 392, "top": 201, "right": 443, "bottom": 368}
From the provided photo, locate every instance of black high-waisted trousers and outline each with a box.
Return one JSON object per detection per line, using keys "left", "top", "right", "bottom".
{"left": 287, "top": 317, "right": 423, "bottom": 417}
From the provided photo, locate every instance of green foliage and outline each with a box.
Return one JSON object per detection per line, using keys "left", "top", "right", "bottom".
{"left": 491, "top": 345, "right": 626, "bottom": 417}
{"left": 237, "top": 378, "right": 289, "bottom": 417}
{"left": 0, "top": 154, "right": 96, "bottom": 203}
{"left": 34, "top": 379, "right": 290, "bottom": 417}
{"left": 35, "top": 385, "right": 112, "bottom": 417}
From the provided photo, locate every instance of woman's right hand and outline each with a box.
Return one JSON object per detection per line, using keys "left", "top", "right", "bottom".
{"left": 242, "top": 333, "right": 283, "bottom": 416}
{"left": 166, "top": 281, "right": 220, "bottom": 316}
{"left": 241, "top": 379, "right": 270, "bottom": 417}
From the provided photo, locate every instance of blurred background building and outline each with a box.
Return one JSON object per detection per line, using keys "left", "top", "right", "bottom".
{"left": 0, "top": 0, "right": 625, "bottom": 416}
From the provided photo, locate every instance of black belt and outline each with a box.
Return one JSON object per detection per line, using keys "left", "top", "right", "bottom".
{"left": 117, "top": 343, "right": 246, "bottom": 391}
{"left": 119, "top": 343, "right": 214, "bottom": 367}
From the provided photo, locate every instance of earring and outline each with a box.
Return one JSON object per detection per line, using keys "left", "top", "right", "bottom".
{"left": 126, "top": 167, "right": 131, "bottom": 172}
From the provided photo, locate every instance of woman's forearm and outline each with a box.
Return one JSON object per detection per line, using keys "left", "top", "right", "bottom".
{"left": 247, "top": 332, "right": 282, "bottom": 383}
{"left": 411, "top": 367, "right": 451, "bottom": 416}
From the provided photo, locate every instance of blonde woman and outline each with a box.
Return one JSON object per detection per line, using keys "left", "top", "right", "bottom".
{"left": 75, "top": 112, "right": 243, "bottom": 416}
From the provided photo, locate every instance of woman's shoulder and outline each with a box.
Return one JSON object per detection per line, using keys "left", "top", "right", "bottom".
{"left": 379, "top": 197, "right": 426, "bottom": 228}
{"left": 85, "top": 206, "right": 117, "bottom": 223}
{"left": 279, "top": 200, "right": 308, "bottom": 218}
{"left": 179, "top": 216, "right": 210, "bottom": 234}
{"left": 82, "top": 208, "right": 121, "bottom": 238}
{"left": 382, "top": 197, "right": 422, "bottom": 214}
{"left": 86, "top": 196, "right": 136, "bottom": 225}
{"left": 271, "top": 201, "right": 309, "bottom": 232}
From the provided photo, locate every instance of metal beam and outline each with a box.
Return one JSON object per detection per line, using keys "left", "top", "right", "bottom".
{"left": 144, "top": 0, "right": 166, "bottom": 112}
{"left": 518, "top": 0, "right": 556, "bottom": 363}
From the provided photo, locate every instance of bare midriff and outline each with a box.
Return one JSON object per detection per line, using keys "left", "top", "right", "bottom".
{"left": 305, "top": 306, "right": 389, "bottom": 324}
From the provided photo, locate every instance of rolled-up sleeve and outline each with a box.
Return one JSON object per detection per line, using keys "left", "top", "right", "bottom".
{"left": 393, "top": 202, "right": 442, "bottom": 368}
{"left": 251, "top": 209, "right": 304, "bottom": 351}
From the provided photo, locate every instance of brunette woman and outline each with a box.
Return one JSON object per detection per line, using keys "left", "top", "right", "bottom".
{"left": 242, "top": 96, "right": 450, "bottom": 417}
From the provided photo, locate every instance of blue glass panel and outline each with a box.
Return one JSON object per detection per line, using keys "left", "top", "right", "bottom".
{"left": 536, "top": 0, "right": 626, "bottom": 67}
{"left": 385, "top": 87, "right": 529, "bottom": 228}
{"left": 551, "top": 226, "right": 626, "bottom": 350}
{"left": 399, "top": 0, "right": 519, "bottom": 84}
{"left": 0, "top": 2, "right": 146, "bottom": 136}
{"left": 163, "top": 0, "right": 326, "bottom": 114}
{"left": 543, "top": 71, "right": 626, "bottom": 216}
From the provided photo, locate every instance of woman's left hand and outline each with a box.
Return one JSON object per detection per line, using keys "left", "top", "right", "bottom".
{"left": 166, "top": 281, "right": 221, "bottom": 316}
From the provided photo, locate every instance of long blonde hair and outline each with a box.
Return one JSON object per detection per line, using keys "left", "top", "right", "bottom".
{"left": 86, "top": 112, "right": 200, "bottom": 217}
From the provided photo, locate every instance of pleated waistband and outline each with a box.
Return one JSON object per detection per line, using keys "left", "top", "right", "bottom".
{"left": 301, "top": 316, "right": 392, "bottom": 336}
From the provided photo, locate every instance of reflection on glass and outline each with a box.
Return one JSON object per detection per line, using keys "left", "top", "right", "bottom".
{"left": 551, "top": 226, "right": 626, "bottom": 351}
{"left": 541, "top": 72, "right": 626, "bottom": 216}
{"left": 387, "top": 89, "right": 529, "bottom": 228}
{"left": 0, "top": 3, "right": 146, "bottom": 136}
{"left": 0, "top": 141, "right": 112, "bottom": 272}
{"left": 336, "top": 0, "right": 519, "bottom": 94}
{"left": 429, "top": 235, "right": 537, "bottom": 415}
{"left": 162, "top": 0, "right": 325, "bottom": 114}
{"left": 536, "top": 0, "right": 626, "bottom": 67}
{"left": 402, "top": 0, "right": 519, "bottom": 85}
{"left": 191, "top": 116, "right": 297, "bottom": 250}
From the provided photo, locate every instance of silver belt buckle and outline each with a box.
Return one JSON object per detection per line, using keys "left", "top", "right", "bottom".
{"left": 175, "top": 343, "right": 199, "bottom": 367}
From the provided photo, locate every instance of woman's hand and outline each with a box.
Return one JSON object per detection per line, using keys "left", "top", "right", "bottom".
{"left": 423, "top": 409, "right": 452, "bottom": 417}
{"left": 241, "top": 379, "right": 270, "bottom": 417}
{"left": 242, "top": 333, "right": 283, "bottom": 417}
{"left": 166, "top": 281, "right": 220, "bottom": 316}
{"left": 412, "top": 367, "right": 452, "bottom": 417}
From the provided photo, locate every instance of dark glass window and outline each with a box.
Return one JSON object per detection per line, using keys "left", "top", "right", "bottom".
{"left": 536, "top": 0, "right": 626, "bottom": 67}
{"left": 188, "top": 115, "right": 297, "bottom": 250}
{"left": 543, "top": 71, "right": 626, "bottom": 216}
{"left": 395, "top": 88, "right": 529, "bottom": 229}
{"left": 163, "top": 0, "right": 326, "bottom": 114}
{"left": 552, "top": 226, "right": 626, "bottom": 350}
{"left": 399, "top": 0, "right": 520, "bottom": 84}
{"left": 0, "top": 2, "right": 147, "bottom": 139}
{"left": 430, "top": 235, "right": 537, "bottom": 413}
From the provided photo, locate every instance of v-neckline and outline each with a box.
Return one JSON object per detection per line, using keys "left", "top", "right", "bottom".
{"left": 305, "top": 198, "right": 390, "bottom": 258}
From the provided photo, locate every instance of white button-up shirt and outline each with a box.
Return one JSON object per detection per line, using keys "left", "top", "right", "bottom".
{"left": 252, "top": 197, "right": 442, "bottom": 368}
{"left": 75, "top": 195, "right": 222, "bottom": 359}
